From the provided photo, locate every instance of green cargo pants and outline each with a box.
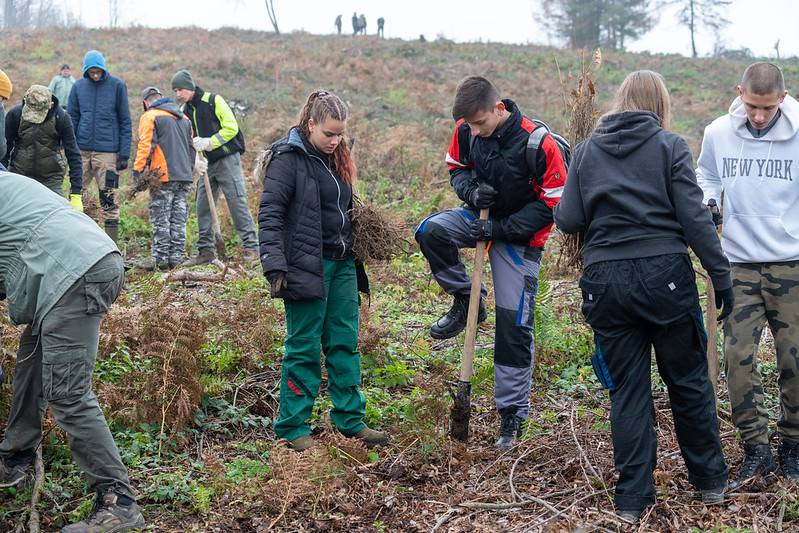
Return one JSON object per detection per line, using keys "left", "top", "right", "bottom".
{"left": 273, "top": 258, "right": 366, "bottom": 441}
{"left": 724, "top": 262, "right": 799, "bottom": 445}
{"left": 0, "top": 252, "right": 134, "bottom": 499}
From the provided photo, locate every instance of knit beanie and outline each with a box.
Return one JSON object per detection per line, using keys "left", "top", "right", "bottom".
{"left": 171, "top": 70, "right": 195, "bottom": 91}
{"left": 0, "top": 69, "right": 12, "bottom": 99}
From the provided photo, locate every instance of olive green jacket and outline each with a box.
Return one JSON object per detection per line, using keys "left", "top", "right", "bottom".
{"left": 0, "top": 171, "right": 118, "bottom": 332}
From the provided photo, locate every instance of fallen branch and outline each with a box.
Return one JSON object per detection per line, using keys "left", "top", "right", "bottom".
{"left": 430, "top": 508, "right": 459, "bottom": 532}
{"left": 27, "top": 446, "right": 44, "bottom": 533}
{"left": 166, "top": 259, "right": 237, "bottom": 283}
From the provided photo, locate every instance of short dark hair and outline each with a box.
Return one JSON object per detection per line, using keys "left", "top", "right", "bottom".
{"left": 741, "top": 62, "right": 786, "bottom": 95}
{"left": 451, "top": 76, "right": 500, "bottom": 121}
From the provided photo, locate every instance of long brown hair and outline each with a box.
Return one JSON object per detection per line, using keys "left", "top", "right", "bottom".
{"left": 296, "top": 90, "right": 357, "bottom": 184}
{"left": 603, "top": 70, "right": 671, "bottom": 129}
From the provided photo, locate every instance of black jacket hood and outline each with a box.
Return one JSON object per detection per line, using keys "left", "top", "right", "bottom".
{"left": 592, "top": 111, "right": 662, "bottom": 158}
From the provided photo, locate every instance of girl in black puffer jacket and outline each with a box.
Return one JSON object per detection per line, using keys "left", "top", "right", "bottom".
{"left": 258, "top": 91, "right": 388, "bottom": 452}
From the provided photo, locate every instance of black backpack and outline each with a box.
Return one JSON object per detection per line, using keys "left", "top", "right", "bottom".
{"left": 525, "top": 119, "right": 571, "bottom": 173}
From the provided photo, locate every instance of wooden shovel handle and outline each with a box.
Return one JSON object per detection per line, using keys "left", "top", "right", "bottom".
{"left": 459, "top": 208, "right": 489, "bottom": 382}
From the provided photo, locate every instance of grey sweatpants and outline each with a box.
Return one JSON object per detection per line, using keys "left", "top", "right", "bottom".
{"left": 0, "top": 252, "right": 134, "bottom": 499}
{"left": 415, "top": 207, "right": 541, "bottom": 419}
{"left": 196, "top": 152, "right": 258, "bottom": 252}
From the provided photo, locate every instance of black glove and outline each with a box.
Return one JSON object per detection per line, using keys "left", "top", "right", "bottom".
{"left": 708, "top": 199, "right": 722, "bottom": 227}
{"left": 715, "top": 286, "right": 735, "bottom": 322}
{"left": 469, "top": 183, "right": 497, "bottom": 209}
{"left": 116, "top": 157, "right": 129, "bottom": 171}
{"left": 470, "top": 218, "right": 501, "bottom": 241}
{"left": 266, "top": 270, "right": 288, "bottom": 297}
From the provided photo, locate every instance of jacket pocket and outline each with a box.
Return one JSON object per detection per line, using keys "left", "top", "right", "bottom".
{"left": 84, "top": 265, "right": 123, "bottom": 315}
{"left": 42, "top": 344, "right": 90, "bottom": 401}
{"left": 642, "top": 255, "right": 698, "bottom": 322}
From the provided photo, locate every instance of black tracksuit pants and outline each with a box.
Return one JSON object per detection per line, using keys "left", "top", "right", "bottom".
{"left": 580, "top": 253, "right": 727, "bottom": 512}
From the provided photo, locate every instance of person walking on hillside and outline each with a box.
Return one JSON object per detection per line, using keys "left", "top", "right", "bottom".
{"left": 48, "top": 63, "right": 75, "bottom": 109}
{"left": 132, "top": 86, "right": 196, "bottom": 271}
{"left": 555, "top": 70, "right": 731, "bottom": 524}
{"left": 68, "top": 50, "right": 132, "bottom": 243}
{"left": 377, "top": 17, "right": 385, "bottom": 38}
{"left": 0, "top": 69, "right": 12, "bottom": 161}
{"left": 2, "top": 85, "right": 83, "bottom": 200}
{"left": 415, "top": 76, "right": 568, "bottom": 449}
{"left": 335, "top": 14, "right": 342, "bottom": 35}
{"left": 259, "top": 90, "right": 389, "bottom": 452}
{"left": 358, "top": 14, "right": 367, "bottom": 35}
{"left": 171, "top": 69, "right": 259, "bottom": 265}
{"left": 697, "top": 62, "right": 799, "bottom": 487}
{"left": 0, "top": 171, "right": 144, "bottom": 533}
{"left": 351, "top": 12, "right": 359, "bottom": 35}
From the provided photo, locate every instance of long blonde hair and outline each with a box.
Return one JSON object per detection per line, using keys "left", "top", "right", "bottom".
{"left": 604, "top": 70, "right": 671, "bottom": 129}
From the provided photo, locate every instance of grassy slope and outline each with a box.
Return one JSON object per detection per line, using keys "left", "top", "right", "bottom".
{"left": 0, "top": 28, "right": 796, "bottom": 531}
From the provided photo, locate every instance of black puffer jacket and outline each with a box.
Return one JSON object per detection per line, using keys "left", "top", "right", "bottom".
{"left": 258, "top": 128, "right": 368, "bottom": 300}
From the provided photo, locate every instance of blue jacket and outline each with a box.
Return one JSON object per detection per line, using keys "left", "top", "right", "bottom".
{"left": 67, "top": 50, "right": 132, "bottom": 160}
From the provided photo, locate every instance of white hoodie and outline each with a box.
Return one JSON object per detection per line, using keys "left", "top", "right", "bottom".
{"left": 697, "top": 94, "right": 799, "bottom": 263}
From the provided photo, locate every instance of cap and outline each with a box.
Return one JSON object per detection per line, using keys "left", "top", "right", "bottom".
{"left": 60, "top": 63, "right": 70, "bottom": 70}
{"left": 141, "top": 86, "right": 162, "bottom": 101}
{"left": 21, "top": 85, "right": 52, "bottom": 124}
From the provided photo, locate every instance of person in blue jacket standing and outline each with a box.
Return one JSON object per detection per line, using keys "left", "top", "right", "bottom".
{"left": 68, "top": 50, "right": 132, "bottom": 243}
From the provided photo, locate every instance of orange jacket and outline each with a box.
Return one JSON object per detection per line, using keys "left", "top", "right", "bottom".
{"left": 134, "top": 99, "right": 194, "bottom": 183}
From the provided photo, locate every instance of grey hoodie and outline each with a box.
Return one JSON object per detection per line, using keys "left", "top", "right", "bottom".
{"left": 697, "top": 95, "right": 799, "bottom": 263}
{"left": 555, "top": 111, "right": 731, "bottom": 290}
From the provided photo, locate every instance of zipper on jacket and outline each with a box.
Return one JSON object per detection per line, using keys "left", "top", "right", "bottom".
{"left": 309, "top": 154, "right": 347, "bottom": 259}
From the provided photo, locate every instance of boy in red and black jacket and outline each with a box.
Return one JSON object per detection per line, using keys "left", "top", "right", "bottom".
{"left": 415, "top": 76, "right": 567, "bottom": 449}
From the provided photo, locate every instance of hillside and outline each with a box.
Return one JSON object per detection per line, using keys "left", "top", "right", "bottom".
{"left": 0, "top": 27, "right": 795, "bottom": 532}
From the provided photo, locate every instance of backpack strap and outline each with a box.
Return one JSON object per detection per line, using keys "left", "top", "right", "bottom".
{"left": 525, "top": 121, "right": 551, "bottom": 177}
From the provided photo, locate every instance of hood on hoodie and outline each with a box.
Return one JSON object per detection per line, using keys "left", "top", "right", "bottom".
{"left": 590, "top": 111, "right": 662, "bottom": 158}
{"left": 728, "top": 94, "right": 799, "bottom": 142}
{"left": 82, "top": 50, "right": 108, "bottom": 80}
{"left": 150, "top": 97, "right": 183, "bottom": 118}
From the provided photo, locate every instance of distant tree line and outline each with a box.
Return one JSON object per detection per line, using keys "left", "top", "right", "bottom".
{"left": 1, "top": 0, "right": 78, "bottom": 29}
{"left": 539, "top": 0, "right": 736, "bottom": 57}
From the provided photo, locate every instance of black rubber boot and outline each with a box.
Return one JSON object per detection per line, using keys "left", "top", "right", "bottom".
{"left": 429, "top": 295, "right": 487, "bottom": 340}
{"left": 494, "top": 406, "right": 523, "bottom": 450}
{"left": 778, "top": 440, "right": 799, "bottom": 481}
{"left": 729, "top": 442, "right": 776, "bottom": 489}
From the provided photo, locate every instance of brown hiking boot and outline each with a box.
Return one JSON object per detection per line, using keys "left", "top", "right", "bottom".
{"left": 349, "top": 427, "right": 390, "bottom": 448}
{"left": 61, "top": 491, "right": 144, "bottom": 533}
{"left": 287, "top": 435, "right": 316, "bottom": 452}
{"left": 138, "top": 258, "right": 170, "bottom": 272}
{"left": 242, "top": 248, "right": 259, "bottom": 262}
{"left": 182, "top": 248, "right": 215, "bottom": 267}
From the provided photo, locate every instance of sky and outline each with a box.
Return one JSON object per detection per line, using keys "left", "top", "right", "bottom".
{"left": 63, "top": 0, "right": 797, "bottom": 59}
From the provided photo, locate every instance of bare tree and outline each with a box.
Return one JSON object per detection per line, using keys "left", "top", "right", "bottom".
{"left": 108, "top": 0, "right": 119, "bottom": 27}
{"left": 264, "top": 0, "right": 279, "bottom": 34}
{"left": 663, "top": 0, "right": 733, "bottom": 58}
{"left": 2, "top": 0, "right": 67, "bottom": 28}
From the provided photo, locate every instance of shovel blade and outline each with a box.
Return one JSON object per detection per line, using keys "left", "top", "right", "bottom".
{"left": 450, "top": 380, "right": 472, "bottom": 442}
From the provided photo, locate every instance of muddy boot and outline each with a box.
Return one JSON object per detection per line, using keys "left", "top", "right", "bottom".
{"left": 494, "top": 407, "right": 523, "bottom": 450}
{"left": 700, "top": 484, "right": 726, "bottom": 504}
{"left": 729, "top": 442, "right": 776, "bottom": 489}
{"left": 617, "top": 509, "right": 641, "bottom": 524}
{"left": 350, "top": 427, "right": 390, "bottom": 448}
{"left": 61, "top": 490, "right": 144, "bottom": 533}
{"left": 104, "top": 220, "right": 119, "bottom": 244}
{"left": 0, "top": 460, "right": 29, "bottom": 489}
{"left": 287, "top": 435, "right": 316, "bottom": 452}
{"left": 778, "top": 440, "right": 799, "bottom": 481}
{"left": 138, "top": 258, "right": 170, "bottom": 272}
{"left": 430, "top": 295, "right": 487, "bottom": 340}
{"left": 182, "top": 248, "right": 215, "bottom": 267}
{"left": 242, "top": 248, "right": 259, "bottom": 262}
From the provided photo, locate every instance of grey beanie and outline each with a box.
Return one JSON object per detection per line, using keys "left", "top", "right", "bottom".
{"left": 171, "top": 70, "right": 195, "bottom": 91}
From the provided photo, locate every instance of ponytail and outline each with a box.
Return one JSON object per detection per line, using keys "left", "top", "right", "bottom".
{"left": 296, "top": 90, "right": 357, "bottom": 184}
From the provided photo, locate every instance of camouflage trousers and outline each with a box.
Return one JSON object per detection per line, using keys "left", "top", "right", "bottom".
{"left": 149, "top": 181, "right": 192, "bottom": 264}
{"left": 724, "top": 262, "right": 799, "bottom": 444}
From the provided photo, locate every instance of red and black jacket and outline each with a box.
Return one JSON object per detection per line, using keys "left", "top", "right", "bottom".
{"left": 446, "top": 99, "right": 566, "bottom": 248}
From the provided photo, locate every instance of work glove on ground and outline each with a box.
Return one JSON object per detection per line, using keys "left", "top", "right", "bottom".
{"left": 69, "top": 194, "right": 83, "bottom": 212}
{"left": 194, "top": 153, "right": 208, "bottom": 175}
{"left": 470, "top": 218, "right": 502, "bottom": 242}
{"left": 266, "top": 270, "right": 288, "bottom": 297}
{"left": 469, "top": 183, "right": 497, "bottom": 209}
{"left": 707, "top": 199, "right": 722, "bottom": 227}
{"left": 116, "top": 157, "right": 128, "bottom": 171}
{"left": 715, "top": 286, "right": 735, "bottom": 322}
{"left": 193, "top": 137, "right": 213, "bottom": 152}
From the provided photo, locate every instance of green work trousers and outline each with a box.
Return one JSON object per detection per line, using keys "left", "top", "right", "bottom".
{"left": 274, "top": 258, "right": 366, "bottom": 441}
{"left": 0, "top": 253, "right": 134, "bottom": 499}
